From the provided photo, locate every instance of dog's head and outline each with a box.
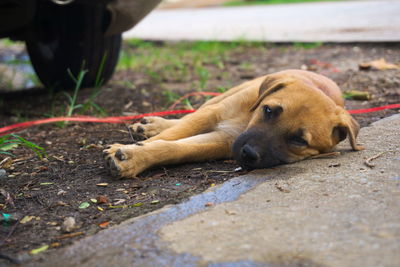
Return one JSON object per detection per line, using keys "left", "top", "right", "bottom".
{"left": 232, "top": 72, "right": 363, "bottom": 170}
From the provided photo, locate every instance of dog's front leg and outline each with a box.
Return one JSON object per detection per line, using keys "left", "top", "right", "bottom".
{"left": 145, "top": 105, "right": 223, "bottom": 143}
{"left": 104, "top": 131, "right": 233, "bottom": 178}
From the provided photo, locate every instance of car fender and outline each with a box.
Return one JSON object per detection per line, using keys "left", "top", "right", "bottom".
{"left": 105, "top": 0, "right": 161, "bottom": 36}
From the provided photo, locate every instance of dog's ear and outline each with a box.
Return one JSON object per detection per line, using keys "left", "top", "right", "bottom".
{"left": 250, "top": 76, "right": 293, "bottom": 111}
{"left": 334, "top": 108, "right": 364, "bottom": 151}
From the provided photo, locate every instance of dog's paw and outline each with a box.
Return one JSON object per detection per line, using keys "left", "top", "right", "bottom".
{"left": 129, "top": 117, "right": 173, "bottom": 138}
{"left": 103, "top": 144, "right": 143, "bottom": 179}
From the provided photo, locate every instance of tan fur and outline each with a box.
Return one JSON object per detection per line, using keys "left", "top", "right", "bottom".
{"left": 104, "top": 70, "right": 363, "bottom": 178}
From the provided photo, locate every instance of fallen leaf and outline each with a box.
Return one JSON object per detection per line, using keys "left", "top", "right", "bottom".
{"left": 78, "top": 202, "right": 90, "bottom": 209}
{"left": 359, "top": 58, "right": 399, "bottom": 70}
{"left": 84, "top": 144, "right": 103, "bottom": 149}
{"left": 56, "top": 231, "right": 84, "bottom": 240}
{"left": 57, "top": 201, "right": 69, "bottom": 206}
{"left": 90, "top": 198, "right": 98, "bottom": 203}
{"left": 0, "top": 157, "right": 13, "bottom": 169}
{"left": 132, "top": 202, "right": 143, "bottom": 207}
{"left": 205, "top": 202, "right": 214, "bottom": 207}
{"left": 97, "top": 207, "right": 104, "bottom": 212}
{"left": 98, "top": 221, "right": 109, "bottom": 228}
{"left": 96, "top": 195, "right": 109, "bottom": 204}
{"left": 96, "top": 183, "right": 109, "bottom": 187}
{"left": 113, "top": 199, "right": 126, "bottom": 205}
{"left": 150, "top": 200, "right": 160, "bottom": 205}
{"left": 50, "top": 242, "right": 61, "bottom": 248}
{"left": 30, "top": 245, "right": 49, "bottom": 255}
{"left": 343, "top": 90, "right": 372, "bottom": 101}
{"left": 20, "top": 215, "right": 40, "bottom": 224}
{"left": 40, "top": 182, "right": 54, "bottom": 186}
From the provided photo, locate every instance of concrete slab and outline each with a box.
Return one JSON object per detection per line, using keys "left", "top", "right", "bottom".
{"left": 123, "top": 0, "right": 400, "bottom": 42}
{"left": 27, "top": 114, "right": 400, "bottom": 266}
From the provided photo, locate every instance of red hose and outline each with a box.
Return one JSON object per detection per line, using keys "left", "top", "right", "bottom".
{"left": 0, "top": 91, "right": 399, "bottom": 136}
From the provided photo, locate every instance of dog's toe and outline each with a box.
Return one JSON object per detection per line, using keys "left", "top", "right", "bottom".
{"left": 115, "top": 149, "right": 127, "bottom": 161}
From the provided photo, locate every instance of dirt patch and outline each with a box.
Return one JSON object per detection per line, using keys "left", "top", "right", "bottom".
{"left": 0, "top": 42, "right": 399, "bottom": 263}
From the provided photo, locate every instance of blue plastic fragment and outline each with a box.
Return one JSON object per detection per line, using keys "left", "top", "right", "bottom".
{"left": 2, "top": 213, "right": 11, "bottom": 221}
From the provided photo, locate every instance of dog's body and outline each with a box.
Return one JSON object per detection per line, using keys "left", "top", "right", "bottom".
{"left": 104, "top": 70, "right": 363, "bottom": 178}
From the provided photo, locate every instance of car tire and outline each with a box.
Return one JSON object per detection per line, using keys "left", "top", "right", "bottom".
{"left": 25, "top": 1, "right": 121, "bottom": 90}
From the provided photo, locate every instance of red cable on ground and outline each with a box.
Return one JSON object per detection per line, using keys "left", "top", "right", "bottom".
{"left": 0, "top": 90, "right": 399, "bottom": 136}
{"left": 347, "top": 103, "right": 400, "bottom": 114}
{"left": 0, "top": 110, "right": 195, "bottom": 136}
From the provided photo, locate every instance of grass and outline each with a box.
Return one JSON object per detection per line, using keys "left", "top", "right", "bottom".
{"left": 118, "top": 39, "right": 265, "bottom": 93}
{"left": 117, "top": 39, "right": 269, "bottom": 107}
{"left": 293, "top": 42, "right": 323, "bottom": 50}
{"left": 49, "top": 53, "right": 109, "bottom": 124}
{"left": 0, "top": 134, "right": 46, "bottom": 159}
{"left": 224, "top": 0, "right": 343, "bottom": 7}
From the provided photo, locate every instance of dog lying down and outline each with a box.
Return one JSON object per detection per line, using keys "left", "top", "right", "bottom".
{"left": 104, "top": 69, "right": 364, "bottom": 178}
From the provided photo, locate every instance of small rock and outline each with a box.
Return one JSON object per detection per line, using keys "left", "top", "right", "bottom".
{"left": 0, "top": 169, "right": 7, "bottom": 179}
{"left": 57, "top": 189, "right": 67, "bottom": 196}
{"left": 62, "top": 217, "right": 76, "bottom": 233}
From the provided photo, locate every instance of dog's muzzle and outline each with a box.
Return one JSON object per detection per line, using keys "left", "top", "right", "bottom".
{"left": 232, "top": 129, "right": 286, "bottom": 170}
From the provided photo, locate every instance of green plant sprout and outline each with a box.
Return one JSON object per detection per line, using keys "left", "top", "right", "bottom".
{"left": 0, "top": 134, "right": 46, "bottom": 159}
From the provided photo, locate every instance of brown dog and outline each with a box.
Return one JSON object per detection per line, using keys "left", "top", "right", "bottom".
{"left": 104, "top": 70, "right": 363, "bottom": 178}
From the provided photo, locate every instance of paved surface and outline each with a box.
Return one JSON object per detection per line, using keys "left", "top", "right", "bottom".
{"left": 124, "top": 0, "right": 400, "bottom": 42}
{"left": 27, "top": 114, "right": 400, "bottom": 266}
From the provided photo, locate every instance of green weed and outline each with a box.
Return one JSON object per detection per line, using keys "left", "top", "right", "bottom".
{"left": 293, "top": 42, "right": 323, "bottom": 50}
{"left": 65, "top": 69, "right": 88, "bottom": 117}
{"left": 0, "top": 134, "right": 46, "bottom": 159}
{"left": 163, "top": 90, "right": 181, "bottom": 104}
{"left": 216, "top": 86, "right": 228, "bottom": 93}
{"left": 196, "top": 66, "right": 210, "bottom": 90}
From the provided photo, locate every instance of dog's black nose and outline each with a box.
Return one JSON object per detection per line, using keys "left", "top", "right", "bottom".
{"left": 240, "top": 144, "right": 259, "bottom": 164}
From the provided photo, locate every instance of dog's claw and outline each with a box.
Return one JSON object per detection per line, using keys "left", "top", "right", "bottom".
{"left": 106, "top": 157, "right": 121, "bottom": 177}
{"left": 103, "top": 149, "right": 110, "bottom": 158}
{"left": 137, "top": 126, "right": 144, "bottom": 133}
{"left": 115, "top": 149, "right": 126, "bottom": 161}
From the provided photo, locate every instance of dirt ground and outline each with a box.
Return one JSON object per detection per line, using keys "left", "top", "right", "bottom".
{"left": 0, "top": 42, "right": 399, "bottom": 264}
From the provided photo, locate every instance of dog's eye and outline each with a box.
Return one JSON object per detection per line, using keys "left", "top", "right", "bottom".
{"left": 264, "top": 105, "right": 272, "bottom": 115}
{"left": 263, "top": 105, "right": 282, "bottom": 120}
{"left": 289, "top": 136, "right": 308, "bottom": 147}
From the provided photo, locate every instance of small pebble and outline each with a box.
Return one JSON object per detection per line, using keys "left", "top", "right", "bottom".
{"left": 62, "top": 217, "right": 76, "bottom": 233}
{"left": 0, "top": 169, "right": 7, "bottom": 179}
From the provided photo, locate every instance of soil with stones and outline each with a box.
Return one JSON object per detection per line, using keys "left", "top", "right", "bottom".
{"left": 0, "top": 42, "right": 399, "bottom": 264}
